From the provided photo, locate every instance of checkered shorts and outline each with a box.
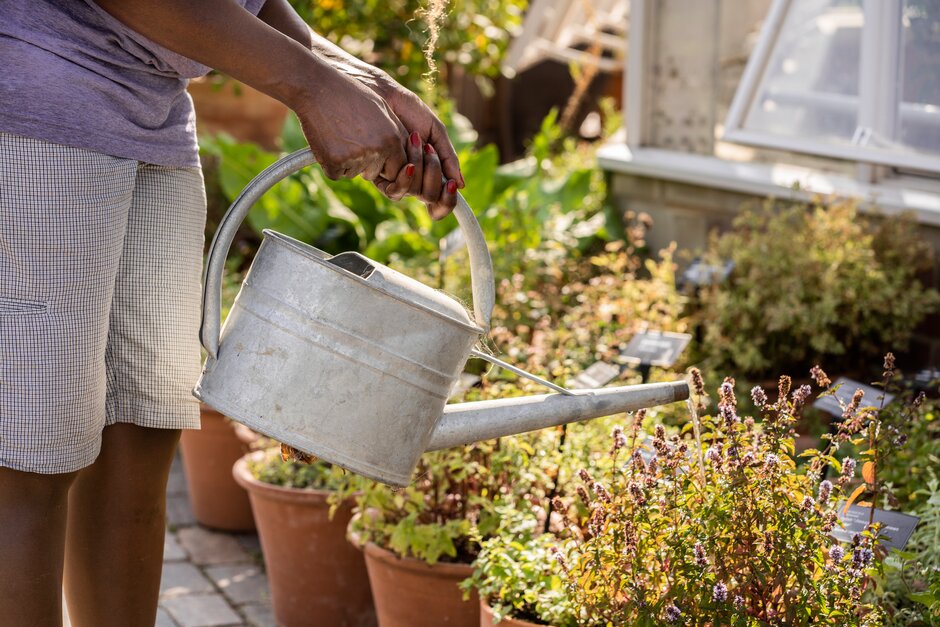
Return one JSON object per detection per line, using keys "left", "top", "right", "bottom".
{"left": 0, "top": 132, "right": 205, "bottom": 474}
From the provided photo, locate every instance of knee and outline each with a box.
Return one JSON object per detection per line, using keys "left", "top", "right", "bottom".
{"left": 0, "top": 466, "right": 77, "bottom": 513}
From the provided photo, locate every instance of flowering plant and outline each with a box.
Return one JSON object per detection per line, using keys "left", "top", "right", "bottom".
{"left": 552, "top": 364, "right": 908, "bottom": 626}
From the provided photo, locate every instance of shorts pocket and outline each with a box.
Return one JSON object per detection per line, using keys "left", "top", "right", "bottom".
{"left": 0, "top": 297, "right": 48, "bottom": 315}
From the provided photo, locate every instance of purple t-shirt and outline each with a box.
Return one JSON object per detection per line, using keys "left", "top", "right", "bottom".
{"left": 0, "top": 0, "right": 267, "bottom": 167}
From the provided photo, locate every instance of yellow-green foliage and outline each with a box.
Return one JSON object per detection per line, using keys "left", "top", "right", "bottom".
{"left": 697, "top": 199, "right": 939, "bottom": 378}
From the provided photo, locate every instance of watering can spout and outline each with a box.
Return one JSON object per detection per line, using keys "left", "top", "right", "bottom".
{"left": 427, "top": 380, "right": 690, "bottom": 451}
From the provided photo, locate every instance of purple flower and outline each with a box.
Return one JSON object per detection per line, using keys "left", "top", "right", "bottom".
{"left": 705, "top": 445, "right": 722, "bottom": 464}
{"left": 665, "top": 604, "right": 682, "bottom": 622}
{"left": 733, "top": 595, "right": 745, "bottom": 609}
{"left": 852, "top": 547, "right": 874, "bottom": 568}
{"left": 829, "top": 545, "right": 845, "bottom": 563}
{"left": 841, "top": 458, "right": 856, "bottom": 480}
{"left": 764, "top": 454, "right": 779, "bottom": 471}
{"left": 611, "top": 426, "right": 627, "bottom": 451}
{"left": 713, "top": 582, "right": 728, "bottom": 603}
{"left": 751, "top": 385, "right": 768, "bottom": 407}
{"left": 791, "top": 384, "right": 812, "bottom": 409}
{"left": 818, "top": 480, "right": 833, "bottom": 505}
{"left": 693, "top": 541, "right": 708, "bottom": 567}
{"left": 801, "top": 495, "right": 815, "bottom": 513}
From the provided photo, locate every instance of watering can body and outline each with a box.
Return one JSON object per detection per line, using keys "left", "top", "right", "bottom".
{"left": 195, "top": 149, "right": 688, "bottom": 487}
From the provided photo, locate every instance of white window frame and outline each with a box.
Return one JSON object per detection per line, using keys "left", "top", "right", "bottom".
{"left": 723, "top": 0, "right": 940, "bottom": 175}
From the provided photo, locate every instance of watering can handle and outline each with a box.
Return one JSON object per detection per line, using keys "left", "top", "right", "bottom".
{"left": 200, "top": 147, "right": 496, "bottom": 360}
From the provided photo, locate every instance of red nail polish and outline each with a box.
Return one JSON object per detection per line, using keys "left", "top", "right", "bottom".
{"left": 424, "top": 143, "right": 435, "bottom": 154}
{"left": 410, "top": 132, "right": 421, "bottom": 147}
{"left": 406, "top": 163, "right": 415, "bottom": 177}
{"left": 446, "top": 180, "right": 457, "bottom": 194}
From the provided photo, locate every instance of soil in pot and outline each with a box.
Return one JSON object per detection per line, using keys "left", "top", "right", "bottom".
{"left": 234, "top": 454, "right": 376, "bottom": 627}
{"left": 359, "top": 540, "right": 479, "bottom": 627}
{"left": 480, "top": 600, "right": 548, "bottom": 627}
{"left": 179, "top": 406, "right": 256, "bottom": 531}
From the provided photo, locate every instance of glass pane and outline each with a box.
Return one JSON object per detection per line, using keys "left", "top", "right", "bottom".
{"left": 744, "top": 0, "right": 862, "bottom": 143}
{"left": 898, "top": 0, "right": 940, "bottom": 157}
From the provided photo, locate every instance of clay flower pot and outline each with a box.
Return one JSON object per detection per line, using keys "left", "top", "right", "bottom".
{"left": 179, "top": 406, "right": 257, "bottom": 531}
{"left": 233, "top": 454, "right": 376, "bottom": 627}
{"left": 357, "top": 540, "right": 479, "bottom": 627}
{"left": 479, "top": 599, "right": 548, "bottom": 626}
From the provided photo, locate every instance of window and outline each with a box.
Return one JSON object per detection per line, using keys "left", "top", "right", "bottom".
{"left": 724, "top": 0, "right": 940, "bottom": 174}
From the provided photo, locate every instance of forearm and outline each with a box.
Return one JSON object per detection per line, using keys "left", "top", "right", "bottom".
{"left": 93, "top": 0, "right": 326, "bottom": 110}
{"left": 256, "top": 0, "right": 391, "bottom": 93}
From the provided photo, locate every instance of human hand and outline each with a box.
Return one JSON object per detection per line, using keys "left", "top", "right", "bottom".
{"left": 291, "top": 67, "right": 409, "bottom": 181}
{"left": 372, "top": 131, "right": 458, "bottom": 220}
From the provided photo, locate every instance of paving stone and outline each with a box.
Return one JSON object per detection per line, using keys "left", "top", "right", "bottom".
{"left": 167, "top": 493, "right": 197, "bottom": 528}
{"left": 205, "top": 564, "right": 270, "bottom": 606}
{"left": 161, "top": 562, "right": 215, "bottom": 599}
{"left": 156, "top": 607, "right": 179, "bottom": 627}
{"left": 177, "top": 526, "right": 251, "bottom": 566}
{"left": 165, "top": 531, "right": 188, "bottom": 562}
{"left": 234, "top": 532, "right": 262, "bottom": 558}
{"left": 162, "top": 594, "right": 242, "bottom": 627}
{"left": 241, "top": 603, "right": 278, "bottom": 627}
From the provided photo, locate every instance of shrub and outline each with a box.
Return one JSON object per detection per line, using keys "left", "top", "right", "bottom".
{"left": 696, "top": 198, "right": 939, "bottom": 379}
{"left": 550, "top": 364, "right": 916, "bottom": 626}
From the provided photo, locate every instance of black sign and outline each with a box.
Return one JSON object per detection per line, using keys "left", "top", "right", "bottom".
{"left": 812, "top": 377, "right": 896, "bottom": 418}
{"left": 620, "top": 331, "right": 692, "bottom": 368}
{"left": 680, "top": 258, "right": 734, "bottom": 288}
{"left": 569, "top": 361, "right": 621, "bottom": 390}
{"left": 831, "top": 504, "right": 919, "bottom": 551}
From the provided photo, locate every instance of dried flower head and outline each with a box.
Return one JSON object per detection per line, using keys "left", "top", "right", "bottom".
{"left": 628, "top": 481, "right": 646, "bottom": 506}
{"left": 549, "top": 545, "right": 569, "bottom": 573}
{"left": 778, "top": 375, "right": 792, "bottom": 403}
{"left": 914, "top": 391, "right": 926, "bottom": 408}
{"left": 593, "top": 482, "right": 612, "bottom": 503}
{"left": 578, "top": 468, "right": 593, "bottom": 485}
{"left": 883, "top": 352, "right": 896, "bottom": 377}
{"left": 611, "top": 426, "right": 627, "bottom": 452}
{"left": 713, "top": 582, "right": 728, "bottom": 603}
{"left": 843, "top": 389, "right": 864, "bottom": 421}
{"left": 576, "top": 484, "right": 590, "bottom": 505}
{"left": 689, "top": 367, "right": 706, "bottom": 398}
{"left": 693, "top": 541, "right": 708, "bottom": 567}
{"left": 810, "top": 365, "right": 832, "bottom": 388}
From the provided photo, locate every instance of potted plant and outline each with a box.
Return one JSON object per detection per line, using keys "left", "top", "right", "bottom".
{"left": 463, "top": 505, "right": 578, "bottom": 627}
{"left": 347, "top": 424, "right": 559, "bottom": 627}
{"left": 179, "top": 406, "right": 260, "bottom": 531}
{"left": 233, "top": 447, "right": 376, "bottom": 627}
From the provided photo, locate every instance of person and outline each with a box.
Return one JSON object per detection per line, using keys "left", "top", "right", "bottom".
{"left": 0, "top": 1, "right": 462, "bottom": 625}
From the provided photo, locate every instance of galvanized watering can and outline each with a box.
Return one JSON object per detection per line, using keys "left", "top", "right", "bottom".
{"left": 195, "top": 148, "right": 689, "bottom": 486}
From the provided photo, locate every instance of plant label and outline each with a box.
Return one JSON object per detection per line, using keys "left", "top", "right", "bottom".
{"left": 569, "top": 361, "right": 621, "bottom": 390}
{"left": 812, "top": 377, "right": 896, "bottom": 418}
{"left": 680, "top": 258, "right": 734, "bottom": 288}
{"left": 831, "top": 504, "right": 919, "bottom": 551}
{"left": 620, "top": 331, "right": 692, "bottom": 368}
{"left": 439, "top": 227, "right": 466, "bottom": 260}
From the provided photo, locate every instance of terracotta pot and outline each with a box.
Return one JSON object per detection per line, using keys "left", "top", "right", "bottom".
{"left": 359, "top": 540, "right": 478, "bottom": 627}
{"left": 179, "top": 407, "right": 256, "bottom": 531}
{"left": 233, "top": 454, "right": 376, "bottom": 627}
{"left": 189, "top": 77, "right": 289, "bottom": 151}
{"left": 479, "top": 600, "right": 548, "bottom": 627}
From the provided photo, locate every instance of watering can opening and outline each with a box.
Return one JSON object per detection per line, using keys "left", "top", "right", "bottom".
{"left": 327, "top": 251, "right": 377, "bottom": 279}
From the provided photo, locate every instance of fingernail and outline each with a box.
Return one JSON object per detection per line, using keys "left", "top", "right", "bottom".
{"left": 410, "top": 131, "right": 421, "bottom": 147}
{"left": 446, "top": 179, "right": 457, "bottom": 194}
{"left": 406, "top": 163, "right": 415, "bottom": 177}
{"left": 424, "top": 143, "right": 435, "bottom": 154}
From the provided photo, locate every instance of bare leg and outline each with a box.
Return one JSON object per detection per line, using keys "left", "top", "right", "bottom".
{"left": 0, "top": 467, "right": 77, "bottom": 627}
{"left": 64, "top": 423, "right": 181, "bottom": 627}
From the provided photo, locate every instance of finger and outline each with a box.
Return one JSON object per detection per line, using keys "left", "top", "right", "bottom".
{"left": 378, "top": 114, "right": 409, "bottom": 182}
{"left": 428, "top": 178, "right": 458, "bottom": 221}
{"left": 384, "top": 163, "right": 416, "bottom": 201}
{"left": 420, "top": 143, "right": 444, "bottom": 204}
{"left": 427, "top": 120, "right": 464, "bottom": 189}
{"left": 405, "top": 131, "right": 424, "bottom": 198}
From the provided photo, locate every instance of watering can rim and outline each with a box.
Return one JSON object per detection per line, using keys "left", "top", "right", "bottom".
{"left": 200, "top": 147, "right": 496, "bottom": 360}
{"left": 260, "top": 228, "right": 485, "bottom": 334}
